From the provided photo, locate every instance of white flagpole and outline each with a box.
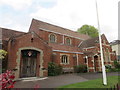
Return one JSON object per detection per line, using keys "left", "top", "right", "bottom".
{"left": 95, "top": 0, "right": 107, "bottom": 85}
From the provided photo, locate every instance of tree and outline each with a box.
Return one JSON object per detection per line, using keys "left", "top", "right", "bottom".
{"left": 0, "top": 50, "right": 7, "bottom": 73}
{"left": 77, "top": 24, "right": 99, "bottom": 38}
{"left": 0, "top": 50, "right": 7, "bottom": 60}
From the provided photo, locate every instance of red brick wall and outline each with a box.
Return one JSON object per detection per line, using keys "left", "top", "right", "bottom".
{"left": 52, "top": 52, "right": 83, "bottom": 68}
{"left": 7, "top": 32, "right": 52, "bottom": 77}
{"left": 30, "top": 27, "right": 82, "bottom": 47}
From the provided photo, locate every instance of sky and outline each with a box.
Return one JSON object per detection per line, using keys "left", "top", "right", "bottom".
{"left": 0, "top": 0, "right": 119, "bottom": 42}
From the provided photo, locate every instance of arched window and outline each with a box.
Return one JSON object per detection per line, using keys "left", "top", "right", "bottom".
{"left": 66, "top": 38, "right": 71, "bottom": 45}
{"left": 49, "top": 34, "right": 56, "bottom": 43}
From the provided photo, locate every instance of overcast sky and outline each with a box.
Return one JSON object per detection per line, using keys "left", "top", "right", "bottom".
{"left": 0, "top": 0, "right": 119, "bottom": 42}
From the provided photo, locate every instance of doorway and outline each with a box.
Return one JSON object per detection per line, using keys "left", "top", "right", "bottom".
{"left": 20, "top": 50, "right": 38, "bottom": 78}
{"left": 94, "top": 55, "right": 98, "bottom": 72}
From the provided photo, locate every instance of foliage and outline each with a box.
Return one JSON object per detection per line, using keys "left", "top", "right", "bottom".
{"left": 106, "top": 68, "right": 120, "bottom": 72}
{"left": 114, "top": 60, "right": 120, "bottom": 69}
{"left": 77, "top": 24, "right": 99, "bottom": 38}
{"left": 58, "top": 76, "right": 118, "bottom": 88}
{"left": 0, "top": 50, "right": 7, "bottom": 60}
{"left": 74, "top": 64, "right": 87, "bottom": 73}
{"left": 105, "top": 61, "right": 120, "bottom": 72}
{"left": 105, "top": 65, "right": 112, "bottom": 69}
{"left": 48, "top": 62, "right": 63, "bottom": 76}
{"left": 56, "top": 65, "right": 63, "bottom": 75}
{"left": 0, "top": 70, "right": 16, "bottom": 88}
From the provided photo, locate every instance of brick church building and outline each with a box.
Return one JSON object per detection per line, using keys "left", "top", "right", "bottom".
{"left": 1, "top": 19, "right": 116, "bottom": 79}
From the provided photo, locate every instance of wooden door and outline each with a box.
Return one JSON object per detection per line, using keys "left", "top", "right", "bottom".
{"left": 21, "top": 57, "right": 36, "bottom": 77}
{"left": 94, "top": 59, "right": 97, "bottom": 71}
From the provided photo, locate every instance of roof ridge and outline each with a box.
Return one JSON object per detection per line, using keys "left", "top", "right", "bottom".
{"left": 1, "top": 27, "right": 26, "bottom": 33}
{"left": 33, "top": 18, "right": 90, "bottom": 37}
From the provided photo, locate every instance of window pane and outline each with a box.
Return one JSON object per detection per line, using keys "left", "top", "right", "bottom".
{"left": 61, "top": 55, "right": 68, "bottom": 64}
{"left": 66, "top": 38, "right": 71, "bottom": 45}
{"left": 50, "top": 34, "right": 56, "bottom": 42}
{"left": 66, "top": 56, "right": 68, "bottom": 63}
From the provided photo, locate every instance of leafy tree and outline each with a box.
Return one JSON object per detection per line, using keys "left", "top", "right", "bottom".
{"left": 0, "top": 50, "right": 7, "bottom": 60}
{"left": 77, "top": 24, "right": 99, "bottom": 38}
{"left": 0, "top": 50, "right": 7, "bottom": 73}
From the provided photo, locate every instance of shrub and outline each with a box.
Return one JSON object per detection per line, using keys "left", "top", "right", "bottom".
{"left": 48, "top": 62, "right": 62, "bottom": 76}
{"left": 56, "top": 65, "right": 63, "bottom": 75}
{"left": 0, "top": 50, "right": 7, "bottom": 73}
{"left": 74, "top": 64, "right": 87, "bottom": 73}
{"left": 0, "top": 50, "right": 7, "bottom": 60}
{"left": 109, "top": 68, "right": 118, "bottom": 72}
{"left": 114, "top": 60, "right": 120, "bottom": 69}
{"left": 105, "top": 63, "right": 120, "bottom": 72}
{"left": 0, "top": 70, "right": 16, "bottom": 88}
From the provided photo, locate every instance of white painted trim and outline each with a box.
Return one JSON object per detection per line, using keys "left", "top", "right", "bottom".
{"left": 76, "top": 54, "right": 79, "bottom": 65}
{"left": 39, "top": 28, "right": 84, "bottom": 40}
{"left": 78, "top": 41, "right": 83, "bottom": 47}
{"left": 89, "top": 67, "right": 94, "bottom": 69}
{"left": 63, "top": 35, "right": 64, "bottom": 44}
{"left": 53, "top": 49, "right": 83, "bottom": 54}
{"left": 60, "top": 53, "right": 70, "bottom": 65}
{"left": 83, "top": 46, "right": 96, "bottom": 50}
{"left": 18, "top": 77, "right": 48, "bottom": 82}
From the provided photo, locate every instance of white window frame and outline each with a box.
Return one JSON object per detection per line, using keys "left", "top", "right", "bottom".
{"left": 65, "top": 37, "right": 71, "bottom": 45}
{"left": 60, "top": 54, "right": 69, "bottom": 64}
{"left": 49, "top": 33, "right": 57, "bottom": 43}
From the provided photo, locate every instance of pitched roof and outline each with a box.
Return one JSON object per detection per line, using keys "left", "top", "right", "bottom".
{"left": 110, "top": 40, "right": 120, "bottom": 45}
{"left": 80, "top": 37, "right": 99, "bottom": 49}
{"left": 0, "top": 27, "right": 25, "bottom": 41}
{"left": 79, "top": 34, "right": 108, "bottom": 49}
{"left": 29, "top": 19, "right": 91, "bottom": 40}
{"left": 49, "top": 43, "right": 82, "bottom": 53}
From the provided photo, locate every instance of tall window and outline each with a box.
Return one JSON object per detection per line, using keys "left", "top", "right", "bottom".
{"left": 61, "top": 55, "right": 69, "bottom": 64}
{"left": 66, "top": 38, "right": 71, "bottom": 45}
{"left": 106, "top": 48, "right": 110, "bottom": 62}
{"left": 49, "top": 34, "right": 56, "bottom": 43}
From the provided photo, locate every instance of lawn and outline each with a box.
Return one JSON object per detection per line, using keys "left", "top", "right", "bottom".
{"left": 59, "top": 76, "right": 119, "bottom": 89}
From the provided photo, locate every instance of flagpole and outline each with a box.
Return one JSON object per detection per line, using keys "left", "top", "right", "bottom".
{"left": 95, "top": 0, "right": 107, "bottom": 85}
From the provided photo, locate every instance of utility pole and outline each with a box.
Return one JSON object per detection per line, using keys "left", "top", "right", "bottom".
{"left": 95, "top": 0, "right": 107, "bottom": 85}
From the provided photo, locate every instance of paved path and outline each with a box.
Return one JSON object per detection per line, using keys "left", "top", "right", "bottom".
{"left": 14, "top": 72, "right": 118, "bottom": 88}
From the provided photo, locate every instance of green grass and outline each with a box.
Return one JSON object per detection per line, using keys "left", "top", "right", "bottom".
{"left": 58, "top": 76, "right": 119, "bottom": 89}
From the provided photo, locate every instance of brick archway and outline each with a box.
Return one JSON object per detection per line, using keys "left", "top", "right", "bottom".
{"left": 15, "top": 47, "right": 44, "bottom": 79}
